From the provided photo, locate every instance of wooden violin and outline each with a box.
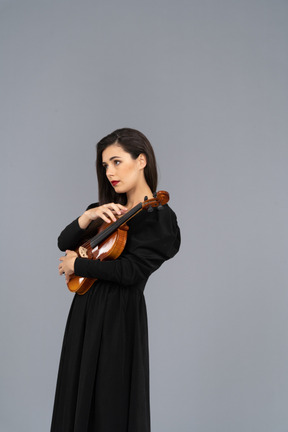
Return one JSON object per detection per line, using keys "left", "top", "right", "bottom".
{"left": 67, "top": 190, "right": 170, "bottom": 295}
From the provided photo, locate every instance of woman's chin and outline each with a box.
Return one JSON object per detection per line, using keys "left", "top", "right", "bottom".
{"left": 114, "top": 185, "right": 127, "bottom": 194}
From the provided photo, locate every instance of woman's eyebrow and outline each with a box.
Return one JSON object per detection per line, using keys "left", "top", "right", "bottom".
{"left": 109, "top": 156, "right": 121, "bottom": 160}
{"left": 102, "top": 155, "right": 122, "bottom": 164}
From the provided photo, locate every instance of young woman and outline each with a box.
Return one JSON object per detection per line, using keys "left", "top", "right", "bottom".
{"left": 51, "top": 128, "right": 181, "bottom": 432}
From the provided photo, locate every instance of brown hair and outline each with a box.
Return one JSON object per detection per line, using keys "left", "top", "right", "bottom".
{"left": 96, "top": 128, "right": 158, "bottom": 205}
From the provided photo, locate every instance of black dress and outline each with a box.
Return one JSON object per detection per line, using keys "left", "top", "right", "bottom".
{"left": 51, "top": 204, "right": 180, "bottom": 432}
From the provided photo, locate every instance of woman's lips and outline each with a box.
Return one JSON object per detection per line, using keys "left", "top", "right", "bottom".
{"left": 111, "top": 181, "right": 120, "bottom": 186}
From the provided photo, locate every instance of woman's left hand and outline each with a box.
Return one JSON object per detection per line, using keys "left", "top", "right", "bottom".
{"left": 59, "top": 250, "right": 78, "bottom": 283}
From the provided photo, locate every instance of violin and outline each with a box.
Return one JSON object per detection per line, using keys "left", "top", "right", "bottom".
{"left": 67, "top": 190, "right": 170, "bottom": 295}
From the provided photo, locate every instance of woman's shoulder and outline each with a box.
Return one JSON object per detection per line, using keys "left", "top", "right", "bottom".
{"left": 141, "top": 203, "right": 178, "bottom": 225}
{"left": 160, "top": 203, "right": 178, "bottom": 221}
{"left": 129, "top": 203, "right": 180, "bottom": 240}
{"left": 127, "top": 203, "right": 180, "bottom": 258}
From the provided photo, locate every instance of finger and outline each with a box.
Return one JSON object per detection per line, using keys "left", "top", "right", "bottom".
{"left": 93, "top": 207, "right": 110, "bottom": 223}
{"left": 117, "top": 204, "right": 128, "bottom": 212}
{"left": 111, "top": 203, "right": 128, "bottom": 214}
{"left": 104, "top": 208, "right": 117, "bottom": 222}
{"left": 108, "top": 203, "right": 124, "bottom": 215}
{"left": 100, "top": 207, "right": 117, "bottom": 222}
{"left": 87, "top": 209, "right": 102, "bottom": 221}
{"left": 98, "top": 212, "right": 112, "bottom": 223}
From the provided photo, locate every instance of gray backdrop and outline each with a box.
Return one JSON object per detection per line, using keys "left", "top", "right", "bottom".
{"left": 1, "top": 0, "right": 288, "bottom": 431}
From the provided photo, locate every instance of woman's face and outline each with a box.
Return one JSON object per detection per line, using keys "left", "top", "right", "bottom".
{"left": 102, "top": 144, "right": 146, "bottom": 195}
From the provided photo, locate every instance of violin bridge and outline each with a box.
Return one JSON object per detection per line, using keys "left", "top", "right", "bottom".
{"left": 78, "top": 246, "right": 88, "bottom": 258}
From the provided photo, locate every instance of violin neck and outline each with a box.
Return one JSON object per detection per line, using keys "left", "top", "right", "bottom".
{"left": 90, "top": 202, "right": 142, "bottom": 249}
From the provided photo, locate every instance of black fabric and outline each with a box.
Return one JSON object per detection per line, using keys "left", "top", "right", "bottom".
{"left": 51, "top": 204, "right": 180, "bottom": 432}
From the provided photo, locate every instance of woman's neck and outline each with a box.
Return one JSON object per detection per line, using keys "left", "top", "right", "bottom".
{"left": 125, "top": 186, "right": 153, "bottom": 210}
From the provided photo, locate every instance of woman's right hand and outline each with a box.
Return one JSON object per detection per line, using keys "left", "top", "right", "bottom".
{"left": 78, "top": 203, "right": 128, "bottom": 229}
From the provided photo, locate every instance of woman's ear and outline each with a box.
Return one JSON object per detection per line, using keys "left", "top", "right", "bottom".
{"left": 138, "top": 153, "right": 147, "bottom": 169}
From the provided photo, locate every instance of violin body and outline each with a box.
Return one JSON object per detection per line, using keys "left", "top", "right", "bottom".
{"left": 66, "top": 191, "right": 169, "bottom": 295}
{"left": 68, "top": 223, "right": 129, "bottom": 295}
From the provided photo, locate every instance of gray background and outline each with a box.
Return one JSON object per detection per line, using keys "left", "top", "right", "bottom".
{"left": 1, "top": 0, "right": 288, "bottom": 431}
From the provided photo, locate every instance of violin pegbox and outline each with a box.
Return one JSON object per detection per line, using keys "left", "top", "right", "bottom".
{"left": 142, "top": 190, "right": 170, "bottom": 212}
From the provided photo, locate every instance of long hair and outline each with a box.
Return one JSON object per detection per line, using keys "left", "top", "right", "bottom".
{"left": 96, "top": 128, "right": 158, "bottom": 205}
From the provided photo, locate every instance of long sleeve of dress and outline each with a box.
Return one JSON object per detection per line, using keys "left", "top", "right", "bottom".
{"left": 57, "top": 203, "right": 99, "bottom": 251}
{"left": 74, "top": 205, "right": 180, "bottom": 287}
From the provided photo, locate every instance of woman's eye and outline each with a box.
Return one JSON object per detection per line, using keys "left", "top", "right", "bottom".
{"left": 114, "top": 160, "right": 120, "bottom": 166}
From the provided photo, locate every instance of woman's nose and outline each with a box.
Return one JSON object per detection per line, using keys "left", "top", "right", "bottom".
{"left": 106, "top": 165, "right": 114, "bottom": 177}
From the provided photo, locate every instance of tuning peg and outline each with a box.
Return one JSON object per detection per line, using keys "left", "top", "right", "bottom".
{"left": 144, "top": 196, "right": 148, "bottom": 201}
{"left": 147, "top": 206, "right": 154, "bottom": 212}
{"left": 153, "top": 192, "right": 157, "bottom": 198}
{"left": 157, "top": 204, "right": 163, "bottom": 210}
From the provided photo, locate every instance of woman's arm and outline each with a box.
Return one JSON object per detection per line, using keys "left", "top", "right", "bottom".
{"left": 58, "top": 202, "right": 127, "bottom": 251}
{"left": 58, "top": 202, "right": 129, "bottom": 280}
